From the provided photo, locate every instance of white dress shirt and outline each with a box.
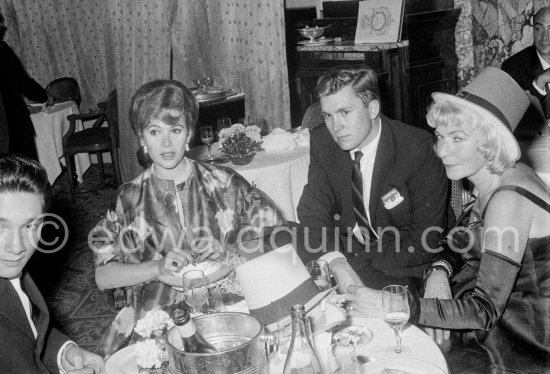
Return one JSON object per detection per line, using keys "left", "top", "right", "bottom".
{"left": 532, "top": 51, "right": 550, "bottom": 95}
{"left": 9, "top": 277, "right": 38, "bottom": 338}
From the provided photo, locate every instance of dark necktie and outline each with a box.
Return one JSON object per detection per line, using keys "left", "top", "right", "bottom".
{"left": 351, "top": 151, "right": 377, "bottom": 242}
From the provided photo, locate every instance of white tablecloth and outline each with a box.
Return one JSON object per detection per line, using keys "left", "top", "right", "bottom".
{"left": 31, "top": 101, "right": 91, "bottom": 184}
{"left": 268, "top": 316, "right": 448, "bottom": 373}
{"left": 188, "top": 144, "right": 310, "bottom": 222}
{"left": 518, "top": 135, "right": 550, "bottom": 188}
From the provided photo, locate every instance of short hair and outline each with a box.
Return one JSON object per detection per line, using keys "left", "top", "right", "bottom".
{"left": 315, "top": 65, "right": 380, "bottom": 108}
{"left": 0, "top": 155, "right": 51, "bottom": 210}
{"left": 426, "top": 100, "right": 515, "bottom": 174}
{"left": 129, "top": 80, "right": 198, "bottom": 137}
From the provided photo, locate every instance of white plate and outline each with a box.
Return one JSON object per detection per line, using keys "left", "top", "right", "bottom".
{"left": 332, "top": 324, "right": 374, "bottom": 347}
{"left": 361, "top": 357, "right": 446, "bottom": 374}
{"left": 105, "top": 344, "right": 137, "bottom": 374}
{"left": 157, "top": 260, "right": 233, "bottom": 290}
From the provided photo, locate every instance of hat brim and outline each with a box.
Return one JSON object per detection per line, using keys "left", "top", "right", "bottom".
{"left": 264, "top": 285, "right": 337, "bottom": 331}
{"left": 432, "top": 92, "right": 521, "bottom": 161}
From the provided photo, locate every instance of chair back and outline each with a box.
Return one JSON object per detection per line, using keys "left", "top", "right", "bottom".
{"left": 301, "top": 102, "right": 324, "bottom": 130}
{"left": 46, "top": 77, "right": 81, "bottom": 107}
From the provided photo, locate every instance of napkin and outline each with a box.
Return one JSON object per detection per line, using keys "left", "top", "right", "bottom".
{"left": 262, "top": 128, "right": 297, "bottom": 153}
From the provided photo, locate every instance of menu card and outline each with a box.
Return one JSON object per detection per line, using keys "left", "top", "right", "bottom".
{"left": 354, "top": 0, "right": 405, "bottom": 44}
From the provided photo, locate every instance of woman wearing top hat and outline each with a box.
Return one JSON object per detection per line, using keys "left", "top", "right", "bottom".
{"left": 344, "top": 67, "right": 550, "bottom": 373}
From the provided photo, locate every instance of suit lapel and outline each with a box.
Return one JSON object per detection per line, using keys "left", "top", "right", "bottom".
{"left": 530, "top": 46, "right": 545, "bottom": 77}
{"left": 369, "top": 117, "right": 395, "bottom": 229}
{"left": 22, "top": 273, "right": 50, "bottom": 353}
{"left": 0, "top": 276, "right": 37, "bottom": 341}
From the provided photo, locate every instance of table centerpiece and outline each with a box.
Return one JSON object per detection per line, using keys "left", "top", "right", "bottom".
{"left": 218, "top": 123, "right": 263, "bottom": 165}
{"left": 134, "top": 309, "right": 174, "bottom": 373}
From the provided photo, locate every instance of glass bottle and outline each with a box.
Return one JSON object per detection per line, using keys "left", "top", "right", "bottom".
{"left": 283, "top": 304, "right": 324, "bottom": 374}
{"left": 172, "top": 308, "right": 217, "bottom": 353}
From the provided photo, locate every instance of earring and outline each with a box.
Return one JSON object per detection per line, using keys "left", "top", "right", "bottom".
{"left": 186, "top": 137, "right": 190, "bottom": 151}
{"left": 143, "top": 145, "right": 148, "bottom": 154}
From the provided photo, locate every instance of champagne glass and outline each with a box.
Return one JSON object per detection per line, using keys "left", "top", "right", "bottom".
{"left": 200, "top": 125, "right": 215, "bottom": 160}
{"left": 216, "top": 118, "right": 231, "bottom": 142}
{"left": 183, "top": 270, "right": 206, "bottom": 291}
{"left": 382, "top": 285, "right": 410, "bottom": 355}
{"left": 305, "top": 260, "right": 332, "bottom": 291}
{"left": 184, "top": 285, "right": 208, "bottom": 314}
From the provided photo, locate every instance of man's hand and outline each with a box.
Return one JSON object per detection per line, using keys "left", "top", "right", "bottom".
{"left": 329, "top": 258, "right": 364, "bottom": 293}
{"left": 341, "top": 285, "right": 384, "bottom": 318}
{"left": 423, "top": 269, "right": 452, "bottom": 345}
{"left": 62, "top": 344, "right": 105, "bottom": 373}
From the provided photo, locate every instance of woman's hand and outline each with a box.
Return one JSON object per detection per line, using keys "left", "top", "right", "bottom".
{"left": 423, "top": 269, "right": 452, "bottom": 345}
{"left": 191, "top": 237, "right": 226, "bottom": 262}
{"left": 341, "top": 285, "right": 384, "bottom": 319}
{"left": 158, "top": 249, "right": 195, "bottom": 275}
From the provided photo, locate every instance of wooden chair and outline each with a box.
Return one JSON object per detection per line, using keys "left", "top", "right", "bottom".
{"left": 46, "top": 77, "right": 81, "bottom": 108}
{"left": 64, "top": 90, "right": 121, "bottom": 200}
{"left": 301, "top": 102, "right": 324, "bottom": 130}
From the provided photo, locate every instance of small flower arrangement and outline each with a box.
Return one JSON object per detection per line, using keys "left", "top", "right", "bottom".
{"left": 219, "top": 123, "right": 263, "bottom": 158}
{"left": 134, "top": 309, "right": 174, "bottom": 373}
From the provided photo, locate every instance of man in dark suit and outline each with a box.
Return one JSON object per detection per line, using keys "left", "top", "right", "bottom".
{"left": 295, "top": 66, "right": 451, "bottom": 292}
{"left": 0, "top": 155, "right": 104, "bottom": 374}
{"left": 0, "top": 12, "right": 48, "bottom": 160}
{"left": 501, "top": 6, "right": 550, "bottom": 137}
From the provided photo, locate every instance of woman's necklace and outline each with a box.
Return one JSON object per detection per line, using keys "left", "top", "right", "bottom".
{"left": 151, "top": 158, "right": 192, "bottom": 184}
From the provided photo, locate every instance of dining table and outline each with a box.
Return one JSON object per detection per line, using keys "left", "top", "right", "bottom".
{"left": 103, "top": 298, "right": 449, "bottom": 374}
{"left": 187, "top": 141, "right": 310, "bottom": 222}
{"left": 30, "top": 100, "right": 91, "bottom": 184}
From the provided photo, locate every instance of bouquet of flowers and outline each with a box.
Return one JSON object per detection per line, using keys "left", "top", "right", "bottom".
{"left": 218, "top": 123, "right": 263, "bottom": 158}
{"left": 134, "top": 309, "right": 174, "bottom": 373}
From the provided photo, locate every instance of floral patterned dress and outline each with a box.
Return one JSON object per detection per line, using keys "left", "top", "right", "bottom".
{"left": 92, "top": 159, "right": 284, "bottom": 323}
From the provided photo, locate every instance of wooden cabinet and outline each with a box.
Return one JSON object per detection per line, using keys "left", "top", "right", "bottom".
{"left": 296, "top": 42, "right": 410, "bottom": 124}
{"left": 293, "top": 8, "right": 460, "bottom": 131}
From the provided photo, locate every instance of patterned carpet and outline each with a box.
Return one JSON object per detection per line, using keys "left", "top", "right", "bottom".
{"left": 27, "top": 164, "right": 119, "bottom": 352}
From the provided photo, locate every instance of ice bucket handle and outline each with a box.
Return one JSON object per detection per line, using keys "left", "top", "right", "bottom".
{"left": 261, "top": 332, "right": 278, "bottom": 360}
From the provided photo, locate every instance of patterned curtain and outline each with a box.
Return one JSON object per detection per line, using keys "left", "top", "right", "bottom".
{"left": 103, "top": 0, "right": 173, "bottom": 181}
{"left": 0, "top": 0, "right": 109, "bottom": 111}
{"left": 172, "top": 0, "right": 291, "bottom": 131}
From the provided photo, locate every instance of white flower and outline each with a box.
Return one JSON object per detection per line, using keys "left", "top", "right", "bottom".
{"left": 135, "top": 339, "right": 163, "bottom": 369}
{"left": 135, "top": 309, "right": 173, "bottom": 339}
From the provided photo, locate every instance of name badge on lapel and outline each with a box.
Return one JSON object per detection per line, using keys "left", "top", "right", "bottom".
{"left": 381, "top": 188, "right": 404, "bottom": 209}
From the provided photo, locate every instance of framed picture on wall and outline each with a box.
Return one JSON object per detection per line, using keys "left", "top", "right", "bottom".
{"left": 354, "top": 0, "right": 405, "bottom": 44}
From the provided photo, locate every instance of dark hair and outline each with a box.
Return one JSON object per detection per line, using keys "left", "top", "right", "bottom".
{"left": 129, "top": 80, "right": 198, "bottom": 138}
{"left": 315, "top": 65, "right": 380, "bottom": 108}
{"left": 0, "top": 155, "right": 51, "bottom": 211}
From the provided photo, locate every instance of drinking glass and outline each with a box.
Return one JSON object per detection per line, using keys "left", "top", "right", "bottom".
{"left": 382, "top": 284, "right": 410, "bottom": 354}
{"left": 184, "top": 285, "right": 208, "bottom": 314}
{"left": 327, "top": 343, "right": 360, "bottom": 373}
{"left": 200, "top": 125, "right": 215, "bottom": 159}
{"left": 183, "top": 270, "right": 206, "bottom": 291}
{"left": 305, "top": 260, "right": 332, "bottom": 291}
{"left": 217, "top": 118, "right": 231, "bottom": 132}
{"left": 204, "top": 283, "right": 225, "bottom": 313}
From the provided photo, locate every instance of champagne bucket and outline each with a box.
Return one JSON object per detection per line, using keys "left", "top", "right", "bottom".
{"left": 165, "top": 312, "right": 277, "bottom": 374}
